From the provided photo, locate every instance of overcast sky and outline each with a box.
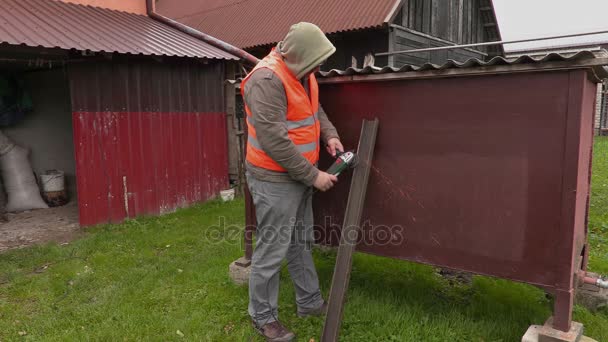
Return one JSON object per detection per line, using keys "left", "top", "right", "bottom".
{"left": 493, "top": 0, "right": 608, "bottom": 52}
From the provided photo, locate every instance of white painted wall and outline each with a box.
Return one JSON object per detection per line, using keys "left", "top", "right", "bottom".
{"left": 3, "top": 69, "right": 77, "bottom": 199}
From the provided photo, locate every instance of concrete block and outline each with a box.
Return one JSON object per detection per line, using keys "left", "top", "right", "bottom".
{"left": 229, "top": 257, "right": 251, "bottom": 286}
{"left": 522, "top": 324, "right": 545, "bottom": 342}
{"left": 522, "top": 318, "right": 583, "bottom": 342}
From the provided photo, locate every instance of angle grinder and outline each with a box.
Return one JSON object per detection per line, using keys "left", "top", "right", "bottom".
{"left": 325, "top": 150, "right": 358, "bottom": 176}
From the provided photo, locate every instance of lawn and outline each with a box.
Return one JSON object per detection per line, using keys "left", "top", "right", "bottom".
{"left": 1, "top": 139, "right": 608, "bottom": 341}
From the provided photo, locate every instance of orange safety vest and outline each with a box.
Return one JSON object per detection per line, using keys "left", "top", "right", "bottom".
{"left": 242, "top": 49, "right": 321, "bottom": 172}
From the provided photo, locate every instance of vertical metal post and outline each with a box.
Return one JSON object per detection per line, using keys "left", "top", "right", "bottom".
{"left": 224, "top": 62, "right": 241, "bottom": 192}
{"left": 322, "top": 119, "right": 379, "bottom": 342}
{"left": 243, "top": 108, "right": 255, "bottom": 261}
{"left": 244, "top": 189, "right": 255, "bottom": 260}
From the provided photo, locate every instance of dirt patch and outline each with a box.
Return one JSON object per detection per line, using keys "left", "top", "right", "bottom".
{"left": 0, "top": 202, "right": 81, "bottom": 252}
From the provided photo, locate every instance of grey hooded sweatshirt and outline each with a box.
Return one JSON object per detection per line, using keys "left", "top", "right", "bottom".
{"left": 244, "top": 23, "right": 339, "bottom": 186}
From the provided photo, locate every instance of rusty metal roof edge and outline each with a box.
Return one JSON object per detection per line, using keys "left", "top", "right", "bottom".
{"left": 318, "top": 51, "right": 608, "bottom": 82}
{"left": 0, "top": 0, "right": 238, "bottom": 61}
{"left": 0, "top": 42, "right": 233, "bottom": 61}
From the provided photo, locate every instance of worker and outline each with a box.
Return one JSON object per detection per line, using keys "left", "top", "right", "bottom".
{"left": 242, "top": 22, "right": 343, "bottom": 342}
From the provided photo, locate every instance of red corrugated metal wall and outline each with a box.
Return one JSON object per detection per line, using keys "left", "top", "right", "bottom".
{"left": 69, "top": 58, "right": 228, "bottom": 226}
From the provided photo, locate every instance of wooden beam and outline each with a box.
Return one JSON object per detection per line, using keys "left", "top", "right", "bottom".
{"left": 321, "top": 119, "right": 379, "bottom": 342}
{"left": 390, "top": 24, "right": 488, "bottom": 56}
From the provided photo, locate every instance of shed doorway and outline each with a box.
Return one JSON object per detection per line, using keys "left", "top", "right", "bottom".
{"left": 0, "top": 65, "right": 80, "bottom": 252}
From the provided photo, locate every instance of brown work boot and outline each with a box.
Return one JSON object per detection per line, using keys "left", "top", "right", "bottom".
{"left": 297, "top": 301, "right": 328, "bottom": 318}
{"left": 252, "top": 320, "right": 296, "bottom": 342}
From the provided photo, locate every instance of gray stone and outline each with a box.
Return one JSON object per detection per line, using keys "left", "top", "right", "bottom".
{"left": 575, "top": 273, "right": 608, "bottom": 312}
{"left": 437, "top": 268, "right": 474, "bottom": 286}
{"left": 229, "top": 257, "right": 251, "bottom": 286}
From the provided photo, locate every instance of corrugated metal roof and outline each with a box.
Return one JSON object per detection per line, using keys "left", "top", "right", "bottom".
{"left": 0, "top": 0, "right": 238, "bottom": 60}
{"left": 506, "top": 42, "right": 608, "bottom": 58}
{"left": 156, "top": 0, "right": 400, "bottom": 49}
{"left": 226, "top": 51, "right": 608, "bottom": 86}
{"left": 319, "top": 51, "right": 608, "bottom": 79}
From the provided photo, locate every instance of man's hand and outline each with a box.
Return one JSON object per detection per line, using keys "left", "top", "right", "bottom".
{"left": 313, "top": 171, "right": 338, "bottom": 192}
{"left": 326, "top": 138, "right": 344, "bottom": 157}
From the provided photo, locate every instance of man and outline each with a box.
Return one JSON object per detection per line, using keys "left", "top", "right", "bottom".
{"left": 242, "top": 22, "right": 343, "bottom": 341}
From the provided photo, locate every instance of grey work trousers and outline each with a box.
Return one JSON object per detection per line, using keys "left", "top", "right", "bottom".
{"left": 246, "top": 172, "right": 324, "bottom": 327}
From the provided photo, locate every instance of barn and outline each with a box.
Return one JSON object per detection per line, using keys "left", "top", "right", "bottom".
{"left": 156, "top": 0, "right": 503, "bottom": 70}
{"left": 0, "top": 0, "right": 242, "bottom": 231}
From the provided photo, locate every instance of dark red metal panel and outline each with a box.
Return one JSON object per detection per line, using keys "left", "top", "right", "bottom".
{"left": 69, "top": 59, "right": 228, "bottom": 226}
{"left": 310, "top": 69, "right": 596, "bottom": 331}
{"left": 72, "top": 111, "right": 228, "bottom": 225}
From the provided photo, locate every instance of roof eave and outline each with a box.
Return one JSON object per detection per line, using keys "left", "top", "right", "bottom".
{"left": 318, "top": 51, "right": 608, "bottom": 84}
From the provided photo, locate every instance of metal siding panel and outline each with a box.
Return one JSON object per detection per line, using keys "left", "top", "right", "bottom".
{"left": 195, "top": 113, "right": 205, "bottom": 201}
{"left": 117, "top": 112, "right": 132, "bottom": 219}
{"left": 150, "top": 111, "right": 164, "bottom": 214}
{"left": 103, "top": 111, "right": 125, "bottom": 223}
{"left": 183, "top": 113, "right": 194, "bottom": 204}
{"left": 184, "top": 73, "right": 199, "bottom": 203}
{"left": 168, "top": 112, "right": 179, "bottom": 210}
{"left": 200, "top": 112, "right": 211, "bottom": 200}
{"left": 72, "top": 112, "right": 92, "bottom": 225}
{"left": 70, "top": 60, "right": 228, "bottom": 226}
{"left": 69, "top": 59, "right": 225, "bottom": 112}
{"left": 132, "top": 112, "right": 145, "bottom": 216}
{"left": 129, "top": 67, "right": 145, "bottom": 216}
{"left": 205, "top": 114, "right": 214, "bottom": 198}
{"left": 175, "top": 112, "right": 186, "bottom": 206}
{"left": 312, "top": 71, "right": 593, "bottom": 291}
{"left": 190, "top": 113, "right": 200, "bottom": 202}
{"left": 76, "top": 112, "right": 111, "bottom": 225}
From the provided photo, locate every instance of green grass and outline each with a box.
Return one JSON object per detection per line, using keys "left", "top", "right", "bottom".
{"left": 1, "top": 139, "right": 608, "bottom": 341}
{"left": 588, "top": 136, "right": 608, "bottom": 275}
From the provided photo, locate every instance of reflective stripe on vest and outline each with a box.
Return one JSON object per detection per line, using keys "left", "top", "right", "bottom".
{"left": 286, "top": 112, "right": 318, "bottom": 130}
{"left": 248, "top": 135, "right": 318, "bottom": 153}
{"left": 247, "top": 112, "right": 319, "bottom": 130}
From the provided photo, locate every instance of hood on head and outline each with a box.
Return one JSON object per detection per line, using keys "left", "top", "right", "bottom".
{"left": 278, "top": 22, "right": 336, "bottom": 79}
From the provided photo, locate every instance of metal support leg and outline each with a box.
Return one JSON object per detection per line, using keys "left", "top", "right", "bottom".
{"left": 244, "top": 185, "right": 255, "bottom": 261}
{"left": 553, "top": 289, "right": 574, "bottom": 332}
